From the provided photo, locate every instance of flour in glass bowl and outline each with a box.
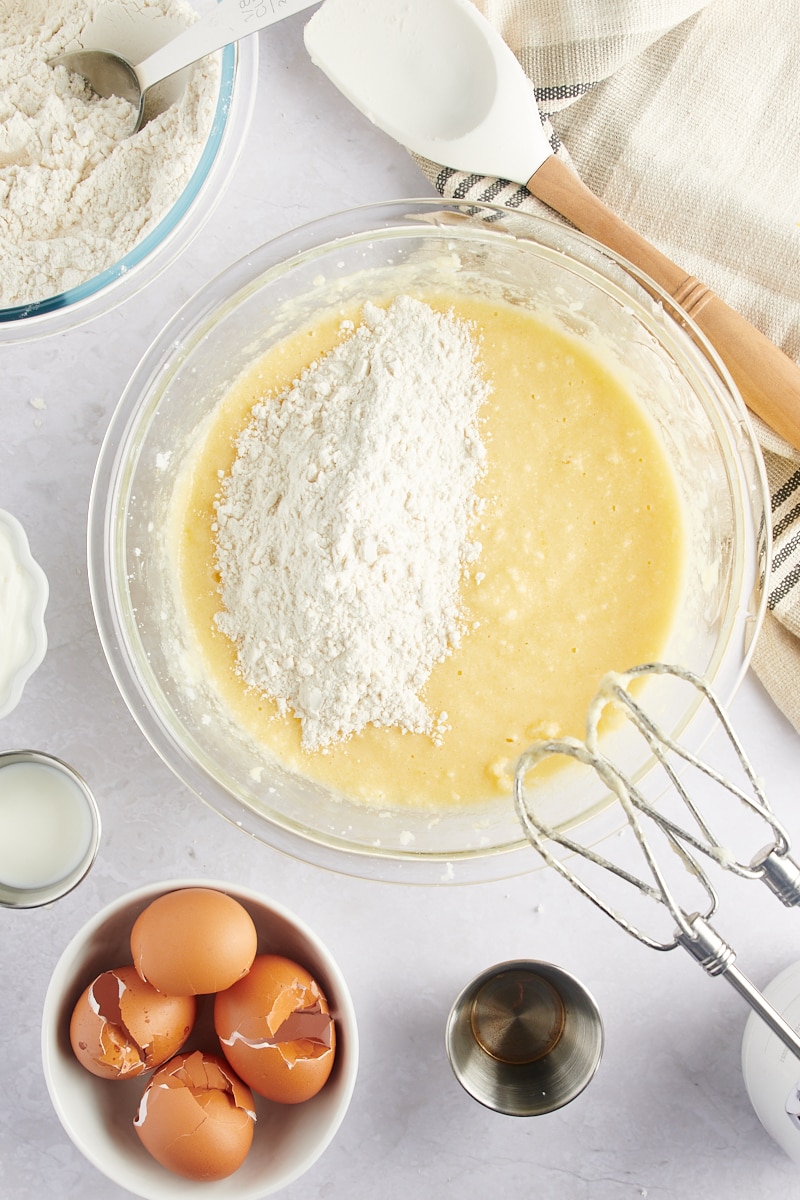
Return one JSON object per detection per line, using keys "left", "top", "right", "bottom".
{"left": 0, "top": 0, "right": 220, "bottom": 307}
{"left": 213, "top": 296, "right": 491, "bottom": 752}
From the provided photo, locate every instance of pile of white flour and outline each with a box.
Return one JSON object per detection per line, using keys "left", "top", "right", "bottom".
{"left": 213, "top": 296, "right": 490, "bottom": 751}
{"left": 0, "top": 0, "right": 220, "bottom": 307}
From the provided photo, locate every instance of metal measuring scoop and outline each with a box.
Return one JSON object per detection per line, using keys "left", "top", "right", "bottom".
{"left": 513, "top": 663, "right": 800, "bottom": 1060}
{"left": 50, "top": 0, "right": 318, "bottom": 134}
{"left": 446, "top": 960, "right": 604, "bottom": 1116}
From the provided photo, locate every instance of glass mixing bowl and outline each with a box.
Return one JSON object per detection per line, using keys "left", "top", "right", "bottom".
{"left": 88, "top": 199, "right": 770, "bottom": 883}
{"left": 0, "top": 12, "right": 258, "bottom": 344}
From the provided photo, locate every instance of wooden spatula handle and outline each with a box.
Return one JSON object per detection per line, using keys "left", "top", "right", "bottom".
{"left": 528, "top": 155, "right": 800, "bottom": 450}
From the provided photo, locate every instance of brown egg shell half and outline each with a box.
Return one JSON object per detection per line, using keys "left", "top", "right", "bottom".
{"left": 69, "top": 965, "right": 197, "bottom": 1080}
{"left": 134, "top": 1050, "right": 256, "bottom": 1181}
{"left": 214, "top": 954, "right": 336, "bottom": 1104}
{"left": 130, "top": 886, "right": 258, "bottom": 996}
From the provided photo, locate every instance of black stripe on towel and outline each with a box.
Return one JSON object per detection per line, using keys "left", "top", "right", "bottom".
{"left": 535, "top": 81, "right": 598, "bottom": 106}
{"left": 478, "top": 178, "right": 513, "bottom": 203}
{"left": 772, "top": 467, "right": 800, "bottom": 511}
{"left": 769, "top": 559, "right": 800, "bottom": 609}
{"left": 774, "top": 500, "right": 800, "bottom": 543}
{"left": 453, "top": 174, "right": 484, "bottom": 198}
{"left": 772, "top": 526, "right": 800, "bottom": 573}
{"left": 504, "top": 186, "right": 536, "bottom": 208}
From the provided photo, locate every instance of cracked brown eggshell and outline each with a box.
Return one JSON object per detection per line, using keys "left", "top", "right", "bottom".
{"left": 134, "top": 1049, "right": 256, "bottom": 1181}
{"left": 214, "top": 953, "right": 336, "bottom": 1104}
{"left": 130, "top": 886, "right": 258, "bottom": 995}
{"left": 69, "top": 965, "right": 196, "bottom": 1080}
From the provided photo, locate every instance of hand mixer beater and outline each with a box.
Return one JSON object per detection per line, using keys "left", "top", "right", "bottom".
{"left": 513, "top": 662, "right": 800, "bottom": 1058}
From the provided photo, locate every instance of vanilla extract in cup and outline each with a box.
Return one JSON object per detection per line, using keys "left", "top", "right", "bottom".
{"left": 0, "top": 751, "right": 100, "bottom": 908}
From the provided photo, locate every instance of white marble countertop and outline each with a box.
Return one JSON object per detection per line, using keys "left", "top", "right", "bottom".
{"left": 3, "top": 13, "right": 800, "bottom": 1199}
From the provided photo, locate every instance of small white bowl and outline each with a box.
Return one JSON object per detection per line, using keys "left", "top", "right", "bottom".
{"left": 0, "top": 510, "right": 49, "bottom": 719}
{"left": 41, "top": 879, "right": 359, "bottom": 1198}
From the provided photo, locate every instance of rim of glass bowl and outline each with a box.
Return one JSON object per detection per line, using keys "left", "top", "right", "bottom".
{"left": 87, "top": 198, "right": 771, "bottom": 885}
{"left": 0, "top": 37, "right": 258, "bottom": 345}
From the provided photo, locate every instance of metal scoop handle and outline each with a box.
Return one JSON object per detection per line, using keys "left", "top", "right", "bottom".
{"left": 135, "top": 0, "right": 318, "bottom": 93}
{"left": 51, "top": 0, "right": 317, "bottom": 133}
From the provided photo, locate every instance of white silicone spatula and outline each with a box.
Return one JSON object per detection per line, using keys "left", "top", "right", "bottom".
{"left": 305, "top": 0, "right": 800, "bottom": 449}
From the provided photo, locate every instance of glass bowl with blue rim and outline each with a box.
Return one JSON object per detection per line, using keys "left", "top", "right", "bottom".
{"left": 0, "top": 18, "right": 258, "bottom": 344}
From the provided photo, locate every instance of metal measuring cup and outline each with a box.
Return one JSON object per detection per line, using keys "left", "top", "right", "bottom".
{"left": 446, "top": 959, "right": 604, "bottom": 1116}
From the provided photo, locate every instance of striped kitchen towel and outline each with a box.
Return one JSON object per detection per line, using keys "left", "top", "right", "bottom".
{"left": 413, "top": 0, "right": 800, "bottom": 734}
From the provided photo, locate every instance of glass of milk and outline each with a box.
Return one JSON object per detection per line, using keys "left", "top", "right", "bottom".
{"left": 0, "top": 751, "right": 101, "bottom": 908}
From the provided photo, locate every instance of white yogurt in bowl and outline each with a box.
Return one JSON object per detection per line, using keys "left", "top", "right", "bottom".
{"left": 0, "top": 510, "right": 48, "bottom": 719}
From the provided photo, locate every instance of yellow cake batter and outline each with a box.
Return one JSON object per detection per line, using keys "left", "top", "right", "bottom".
{"left": 171, "top": 292, "right": 685, "bottom": 810}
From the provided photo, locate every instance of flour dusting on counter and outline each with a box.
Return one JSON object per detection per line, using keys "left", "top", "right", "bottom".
{"left": 213, "top": 296, "right": 490, "bottom": 751}
{"left": 0, "top": 0, "right": 220, "bottom": 306}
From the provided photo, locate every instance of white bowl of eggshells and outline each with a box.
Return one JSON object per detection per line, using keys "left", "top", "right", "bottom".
{"left": 41, "top": 879, "right": 359, "bottom": 1198}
